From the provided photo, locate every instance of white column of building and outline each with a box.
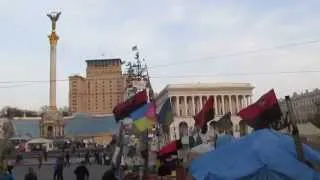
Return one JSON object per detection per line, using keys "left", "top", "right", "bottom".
{"left": 178, "top": 96, "right": 181, "bottom": 116}
{"left": 175, "top": 96, "right": 179, "bottom": 116}
{"left": 53, "top": 127, "right": 56, "bottom": 137}
{"left": 246, "top": 95, "right": 249, "bottom": 106}
{"left": 192, "top": 96, "right": 196, "bottom": 115}
{"left": 229, "top": 95, "right": 232, "bottom": 114}
{"left": 200, "top": 96, "right": 203, "bottom": 110}
{"left": 184, "top": 96, "right": 187, "bottom": 116}
{"left": 236, "top": 95, "right": 239, "bottom": 113}
{"left": 222, "top": 96, "right": 225, "bottom": 114}
{"left": 214, "top": 95, "right": 218, "bottom": 115}
{"left": 241, "top": 95, "right": 245, "bottom": 109}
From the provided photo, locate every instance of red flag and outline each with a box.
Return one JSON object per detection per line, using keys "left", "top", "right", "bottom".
{"left": 237, "top": 89, "right": 282, "bottom": 129}
{"left": 113, "top": 90, "right": 148, "bottom": 121}
{"left": 159, "top": 140, "right": 182, "bottom": 157}
{"left": 194, "top": 96, "right": 215, "bottom": 129}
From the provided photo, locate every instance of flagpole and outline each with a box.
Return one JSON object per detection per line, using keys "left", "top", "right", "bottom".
{"left": 285, "top": 96, "right": 305, "bottom": 162}
{"left": 115, "top": 122, "right": 124, "bottom": 178}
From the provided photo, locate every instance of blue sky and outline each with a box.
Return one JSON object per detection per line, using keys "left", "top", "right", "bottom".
{"left": 0, "top": 0, "right": 320, "bottom": 110}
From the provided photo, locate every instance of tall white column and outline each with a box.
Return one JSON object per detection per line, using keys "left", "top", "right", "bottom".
{"left": 192, "top": 96, "right": 195, "bottom": 115}
{"left": 241, "top": 96, "right": 244, "bottom": 109}
{"left": 236, "top": 95, "right": 239, "bottom": 113}
{"left": 229, "top": 95, "right": 232, "bottom": 114}
{"left": 200, "top": 96, "right": 203, "bottom": 110}
{"left": 184, "top": 96, "right": 187, "bottom": 116}
{"left": 214, "top": 95, "right": 218, "bottom": 115}
{"left": 53, "top": 127, "right": 56, "bottom": 137}
{"left": 222, "top": 96, "right": 225, "bottom": 114}
{"left": 177, "top": 96, "right": 180, "bottom": 116}
{"left": 48, "top": 32, "right": 59, "bottom": 111}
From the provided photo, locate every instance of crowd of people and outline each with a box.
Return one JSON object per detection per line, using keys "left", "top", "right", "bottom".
{"left": 0, "top": 147, "right": 118, "bottom": 180}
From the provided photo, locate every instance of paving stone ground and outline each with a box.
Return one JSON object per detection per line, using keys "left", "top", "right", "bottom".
{"left": 11, "top": 163, "right": 110, "bottom": 180}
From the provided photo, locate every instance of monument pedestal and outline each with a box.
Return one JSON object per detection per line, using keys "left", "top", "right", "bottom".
{"left": 40, "top": 110, "right": 64, "bottom": 138}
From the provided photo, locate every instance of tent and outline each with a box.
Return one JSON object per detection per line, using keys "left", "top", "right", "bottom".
{"left": 189, "top": 129, "right": 320, "bottom": 180}
{"left": 215, "top": 134, "right": 235, "bottom": 148}
{"left": 25, "top": 138, "right": 54, "bottom": 152}
{"left": 190, "top": 143, "right": 214, "bottom": 154}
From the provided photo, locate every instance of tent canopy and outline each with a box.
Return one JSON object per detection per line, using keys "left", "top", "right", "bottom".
{"left": 26, "top": 138, "right": 53, "bottom": 144}
{"left": 190, "top": 143, "right": 214, "bottom": 154}
{"left": 189, "top": 129, "right": 320, "bottom": 180}
{"left": 9, "top": 136, "right": 31, "bottom": 141}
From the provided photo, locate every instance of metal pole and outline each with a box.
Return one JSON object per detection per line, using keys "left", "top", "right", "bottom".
{"left": 143, "top": 129, "right": 149, "bottom": 179}
{"left": 115, "top": 122, "right": 124, "bottom": 178}
{"left": 285, "top": 96, "right": 305, "bottom": 162}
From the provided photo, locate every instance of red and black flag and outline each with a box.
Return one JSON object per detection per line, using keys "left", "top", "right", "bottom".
{"left": 237, "top": 89, "right": 282, "bottom": 130}
{"left": 194, "top": 96, "right": 215, "bottom": 133}
{"left": 158, "top": 140, "right": 182, "bottom": 159}
{"left": 113, "top": 89, "right": 148, "bottom": 121}
{"left": 212, "top": 112, "right": 232, "bottom": 132}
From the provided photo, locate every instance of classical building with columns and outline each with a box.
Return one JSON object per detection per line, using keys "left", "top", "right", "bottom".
{"left": 279, "top": 88, "right": 320, "bottom": 124}
{"left": 155, "top": 83, "right": 254, "bottom": 140}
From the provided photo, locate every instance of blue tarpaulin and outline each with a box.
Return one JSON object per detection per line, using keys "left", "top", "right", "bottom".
{"left": 189, "top": 129, "right": 320, "bottom": 180}
{"left": 215, "top": 134, "right": 235, "bottom": 148}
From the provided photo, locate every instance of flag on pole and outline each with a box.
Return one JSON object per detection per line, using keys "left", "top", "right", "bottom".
{"left": 132, "top": 45, "right": 138, "bottom": 51}
{"left": 130, "top": 102, "right": 156, "bottom": 132}
{"left": 113, "top": 90, "right": 148, "bottom": 122}
{"left": 159, "top": 140, "right": 182, "bottom": 157}
{"left": 237, "top": 89, "right": 282, "bottom": 130}
{"left": 212, "top": 112, "right": 232, "bottom": 132}
{"left": 219, "top": 112, "right": 232, "bottom": 129}
{"left": 158, "top": 98, "right": 174, "bottom": 132}
{"left": 194, "top": 96, "right": 215, "bottom": 133}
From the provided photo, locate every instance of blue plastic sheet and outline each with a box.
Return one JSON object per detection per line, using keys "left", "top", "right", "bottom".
{"left": 190, "top": 129, "right": 320, "bottom": 180}
{"left": 215, "top": 134, "right": 235, "bottom": 148}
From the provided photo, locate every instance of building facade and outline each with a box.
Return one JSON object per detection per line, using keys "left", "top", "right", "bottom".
{"left": 279, "top": 88, "right": 320, "bottom": 124}
{"left": 69, "top": 59, "right": 126, "bottom": 114}
{"left": 155, "top": 83, "right": 254, "bottom": 140}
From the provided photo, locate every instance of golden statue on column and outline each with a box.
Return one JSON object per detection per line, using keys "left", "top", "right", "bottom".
{"left": 40, "top": 11, "right": 64, "bottom": 139}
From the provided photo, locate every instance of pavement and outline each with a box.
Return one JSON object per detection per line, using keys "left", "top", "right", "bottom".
{"left": 12, "top": 164, "right": 110, "bottom": 180}
{"left": 16, "top": 157, "right": 84, "bottom": 166}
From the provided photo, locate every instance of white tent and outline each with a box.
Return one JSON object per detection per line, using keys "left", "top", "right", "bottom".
{"left": 25, "top": 138, "right": 54, "bottom": 152}
{"left": 27, "top": 138, "right": 52, "bottom": 144}
{"left": 190, "top": 143, "right": 214, "bottom": 154}
{"left": 9, "top": 136, "right": 31, "bottom": 141}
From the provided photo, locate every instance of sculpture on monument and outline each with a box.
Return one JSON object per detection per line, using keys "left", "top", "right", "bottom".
{"left": 40, "top": 11, "right": 64, "bottom": 138}
{"left": 47, "top": 12, "right": 61, "bottom": 32}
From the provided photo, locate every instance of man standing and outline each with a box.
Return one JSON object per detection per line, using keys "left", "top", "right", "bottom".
{"left": 84, "top": 151, "right": 90, "bottom": 165}
{"left": 74, "top": 161, "right": 89, "bottom": 180}
{"left": 37, "top": 153, "right": 42, "bottom": 169}
{"left": 65, "top": 152, "right": 70, "bottom": 167}
{"left": 53, "top": 156, "right": 64, "bottom": 180}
